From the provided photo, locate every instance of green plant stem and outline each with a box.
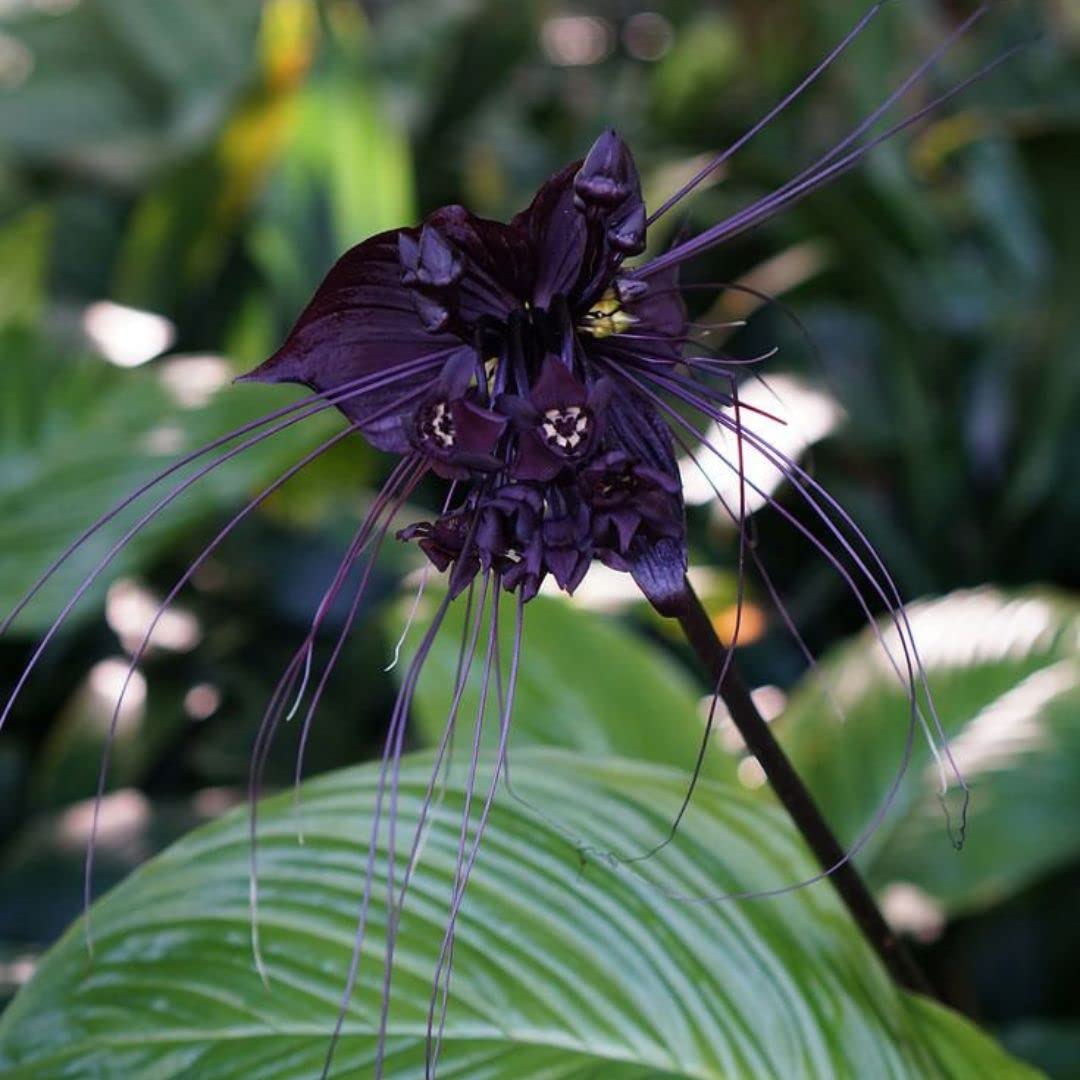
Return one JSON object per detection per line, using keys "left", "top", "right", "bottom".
{"left": 675, "top": 579, "right": 933, "bottom": 997}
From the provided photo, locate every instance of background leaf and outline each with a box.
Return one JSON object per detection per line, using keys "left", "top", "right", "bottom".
{"left": 778, "top": 587, "right": 1080, "bottom": 913}
{"left": 0, "top": 0, "right": 265, "bottom": 185}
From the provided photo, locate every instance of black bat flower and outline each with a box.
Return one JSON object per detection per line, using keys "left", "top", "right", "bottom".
{"left": 1, "top": 4, "right": 1019, "bottom": 1077}
{"left": 241, "top": 130, "right": 691, "bottom": 613}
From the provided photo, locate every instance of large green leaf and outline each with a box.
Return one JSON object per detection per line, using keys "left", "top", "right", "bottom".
{"left": 401, "top": 592, "right": 732, "bottom": 780}
{"left": 778, "top": 587, "right": 1080, "bottom": 913}
{"left": 0, "top": 751, "right": 1038, "bottom": 1078}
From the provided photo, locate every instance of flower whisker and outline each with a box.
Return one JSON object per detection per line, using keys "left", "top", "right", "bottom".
{"left": 1, "top": 365, "right": 448, "bottom": 743}
{"left": 2, "top": 348, "right": 454, "bottom": 643}
{"left": 425, "top": 588, "right": 523, "bottom": 1079}
{"left": 246, "top": 454, "right": 428, "bottom": 977}
{"left": 81, "top": 422, "right": 358, "bottom": 956}
{"left": 643, "top": 11, "right": 1019, "bottom": 276}
{"left": 292, "top": 458, "right": 431, "bottom": 804}
{"left": 652, "top": 374, "right": 968, "bottom": 849}
{"left": 646, "top": 0, "right": 889, "bottom": 224}
{"left": 599, "top": 436, "right": 917, "bottom": 906}
{"left": 321, "top": 586, "right": 457, "bottom": 1080}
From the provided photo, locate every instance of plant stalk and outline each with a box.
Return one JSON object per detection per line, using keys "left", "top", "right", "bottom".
{"left": 675, "top": 579, "right": 933, "bottom": 997}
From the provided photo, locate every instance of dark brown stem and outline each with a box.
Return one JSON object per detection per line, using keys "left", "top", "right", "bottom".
{"left": 675, "top": 579, "right": 933, "bottom": 997}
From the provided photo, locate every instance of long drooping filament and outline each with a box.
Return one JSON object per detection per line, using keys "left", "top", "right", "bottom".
{"left": 0, "top": 355, "right": 450, "bottom": 735}
{"left": 643, "top": 6, "right": 1021, "bottom": 277}
{"left": 0, "top": 348, "right": 455, "bottom": 642}
{"left": 244, "top": 456, "right": 429, "bottom": 983}
{"left": 579, "top": 357, "right": 965, "bottom": 906}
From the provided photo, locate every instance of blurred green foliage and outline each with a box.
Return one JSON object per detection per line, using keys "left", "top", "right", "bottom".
{"left": 0, "top": 0, "right": 1077, "bottom": 1074}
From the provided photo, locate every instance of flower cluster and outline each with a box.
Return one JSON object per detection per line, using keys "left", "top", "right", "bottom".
{"left": 242, "top": 132, "right": 693, "bottom": 614}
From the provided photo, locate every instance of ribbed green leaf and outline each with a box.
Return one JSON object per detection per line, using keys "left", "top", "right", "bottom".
{"left": 779, "top": 587, "right": 1080, "bottom": 912}
{"left": 0, "top": 751, "right": 1038, "bottom": 1078}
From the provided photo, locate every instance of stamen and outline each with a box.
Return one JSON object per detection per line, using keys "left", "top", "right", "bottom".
{"left": 578, "top": 288, "right": 637, "bottom": 338}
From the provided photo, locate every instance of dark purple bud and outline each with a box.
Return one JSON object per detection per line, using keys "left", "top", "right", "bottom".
{"left": 608, "top": 201, "right": 647, "bottom": 256}
{"left": 574, "top": 174, "right": 627, "bottom": 208}
{"left": 398, "top": 512, "right": 480, "bottom": 594}
{"left": 503, "top": 546, "right": 545, "bottom": 602}
{"left": 578, "top": 451, "right": 632, "bottom": 506}
{"left": 399, "top": 225, "right": 463, "bottom": 289}
{"left": 613, "top": 276, "right": 649, "bottom": 303}
{"left": 581, "top": 453, "right": 655, "bottom": 553}
{"left": 409, "top": 291, "right": 454, "bottom": 334}
{"left": 484, "top": 484, "right": 544, "bottom": 544}
{"left": 475, "top": 507, "right": 507, "bottom": 558}
{"left": 539, "top": 502, "right": 592, "bottom": 593}
{"left": 399, "top": 225, "right": 465, "bottom": 333}
{"left": 397, "top": 233, "right": 422, "bottom": 287}
{"left": 573, "top": 131, "right": 637, "bottom": 209}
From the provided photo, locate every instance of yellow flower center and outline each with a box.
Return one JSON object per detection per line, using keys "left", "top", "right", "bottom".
{"left": 578, "top": 289, "right": 637, "bottom": 339}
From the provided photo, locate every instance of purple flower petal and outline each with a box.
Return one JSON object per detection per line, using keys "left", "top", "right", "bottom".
{"left": 513, "top": 162, "right": 588, "bottom": 308}
{"left": 513, "top": 429, "right": 566, "bottom": 482}
{"left": 529, "top": 356, "right": 588, "bottom": 413}
{"left": 239, "top": 230, "right": 460, "bottom": 451}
